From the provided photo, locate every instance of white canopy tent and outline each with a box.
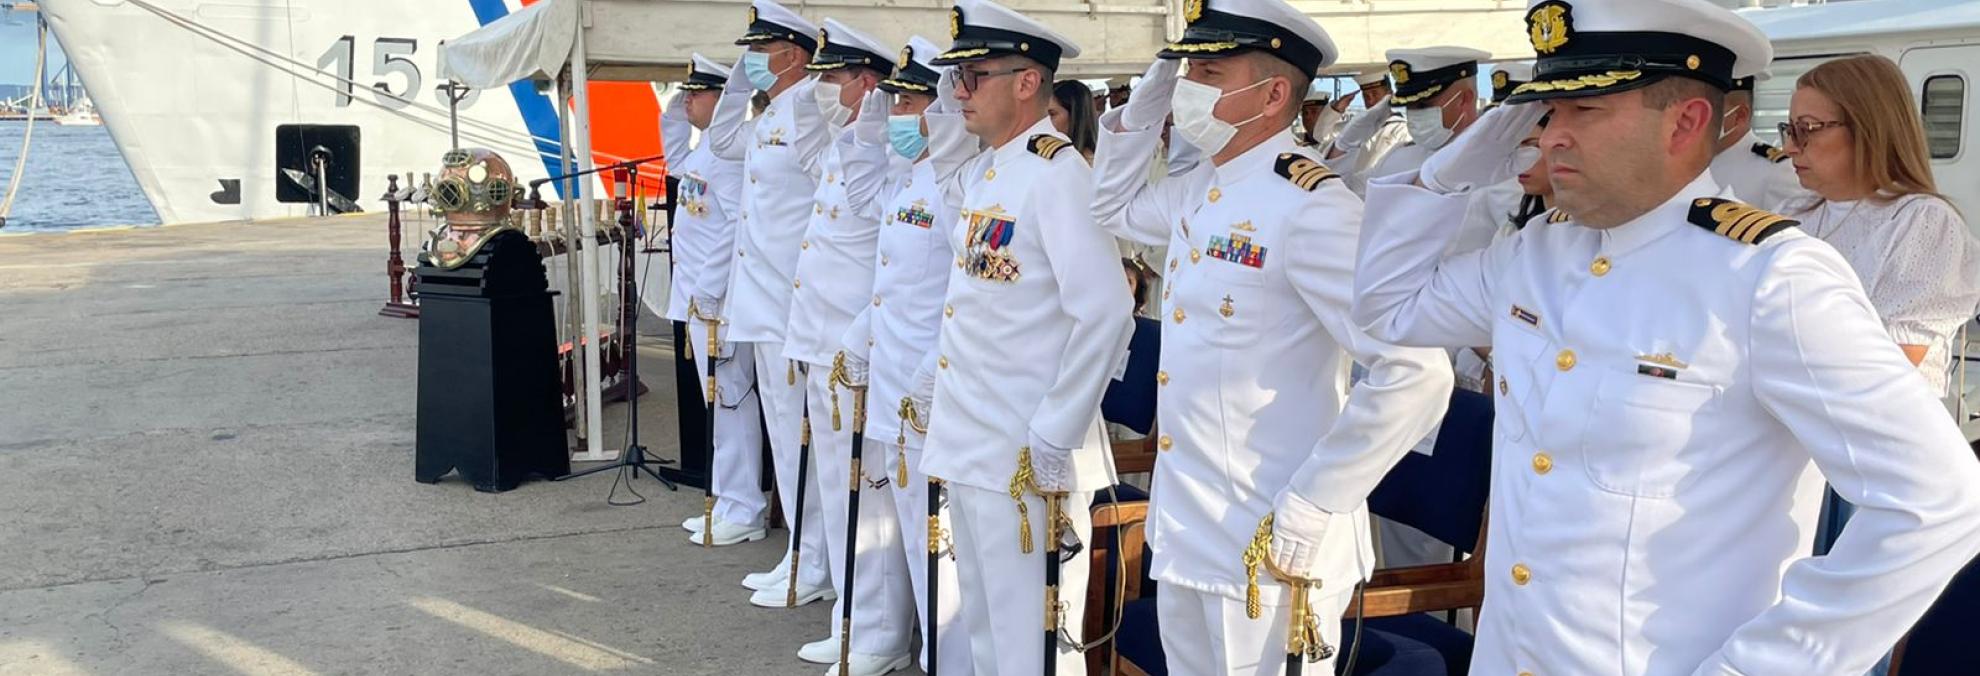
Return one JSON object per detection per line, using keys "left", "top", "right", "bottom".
{"left": 441, "top": 0, "right": 618, "bottom": 463}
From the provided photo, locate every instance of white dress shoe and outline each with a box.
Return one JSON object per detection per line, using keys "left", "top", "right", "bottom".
{"left": 749, "top": 580, "right": 834, "bottom": 608}
{"left": 824, "top": 653, "right": 913, "bottom": 676}
{"left": 680, "top": 515, "right": 705, "bottom": 533}
{"left": 742, "top": 551, "right": 793, "bottom": 591}
{"left": 686, "top": 518, "right": 767, "bottom": 546}
{"left": 797, "top": 635, "right": 837, "bottom": 664}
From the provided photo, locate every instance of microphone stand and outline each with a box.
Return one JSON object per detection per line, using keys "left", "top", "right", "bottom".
{"left": 547, "top": 156, "right": 678, "bottom": 492}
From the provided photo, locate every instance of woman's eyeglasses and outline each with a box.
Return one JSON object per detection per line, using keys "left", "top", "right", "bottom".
{"left": 1778, "top": 119, "right": 1849, "bottom": 147}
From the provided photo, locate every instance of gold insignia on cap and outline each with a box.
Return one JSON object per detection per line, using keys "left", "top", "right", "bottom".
{"left": 748, "top": 5, "right": 757, "bottom": 25}
{"left": 1686, "top": 54, "right": 1701, "bottom": 70}
{"left": 1528, "top": 1, "right": 1572, "bottom": 55}
{"left": 899, "top": 45, "right": 913, "bottom": 70}
{"left": 950, "top": 6, "right": 963, "bottom": 39}
{"left": 1390, "top": 62, "right": 1411, "bottom": 85}
{"left": 819, "top": 27, "right": 830, "bottom": 46}
{"left": 1493, "top": 71, "right": 1509, "bottom": 89}
{"left": 1184, "top": 0, "right": 1204, "bottom": 23}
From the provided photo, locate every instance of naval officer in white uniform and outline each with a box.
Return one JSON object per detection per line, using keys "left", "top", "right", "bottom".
{"left": 921, "top": 1, "right": 1136, "bottom": 672}
{"left": 1352, "top": 1, "right": 1980, "bottom": 673}
{"left": 839, "top": 35, "right": 978, "bottom": 676}
{"left": 654, "top": 54, "right": 769, "bottom": 548}
{"left": 1711, "top": 73, "right": 1805, "bottom": 212}
{"left": 1089, "top": 0, "right": 1454, "bottom": 673}
{"left": 1325, "top": 70, "right": 1410, "bottom": 197}
{"left": 704, "top": 0, "right": 832, "bottom": 603}
{"left": 1360, "top": 47, "right": 1490, "bottom": 183}
{"left": 778, "top": 18, "right": 919, "bottom": 674}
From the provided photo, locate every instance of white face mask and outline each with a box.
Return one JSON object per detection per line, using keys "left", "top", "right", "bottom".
{"left": 813, "top": 78, "right": 852, "bottom": 128}
{"left": 1719, "top": 104, "right": 1747, "bottom": 145}
{"left": 1405, "top": 105, "right": 1454, "bottom": 149}
{"left": 1169, "top": 77, "right": 1271, "bottom": 157}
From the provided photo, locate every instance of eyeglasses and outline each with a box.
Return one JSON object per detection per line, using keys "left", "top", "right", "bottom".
{"left": 1778, "top": 119, "right": 1849, "bottom": 147}
{"left": 957, "top": 66, "right": 1029, "bottom": 92}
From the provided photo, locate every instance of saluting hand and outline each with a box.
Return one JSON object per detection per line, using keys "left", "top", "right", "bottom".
{"left": 932, "top": 67, "right": 961, "bottom": 115}
{"left": 853, "top": 90, "right": 889, "bottom": 146}
{"left": 724, "top": 56, "right": 754, "bottom": 97}
{"left": 1119, "top": 59, "right": 1181, "bottom": 132}
{"left": 1332, "top": 96, "right": 1393, "bottom": 152}
{"left": 1419, "top": 102, "right": 1548, "bottom": 194}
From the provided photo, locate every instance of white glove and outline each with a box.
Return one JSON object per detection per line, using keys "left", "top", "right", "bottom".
{"left": 1269, "top": 491, "right": 1333, "bottom": 579}
{"left": 1119, "top": 59, "right": 1180, "bottom": 132}
{"left": 842, "top": 350, "right": 870, "bottom": 388}
{"left": 932, "top": 67, "right": 961, "bottom": 115}
{"left": 853, "top": 89, "right": 889, "bottom": 146}
{"left": 1027, "top": 431, "right": 1073, "bottom": 493}
{"left": 692, "top": 295, "right": 721, "bottom": 319}
{"left": 1419, "top": 102, "right": 1549, "bottom": 194}
{"left": 1332, "top": 97, "right": 1393, "bottom": 153}
{"left": 724, "top": 56, "right": 754, "bottom": 97}
{"left": 662, "top": 91, "right": 688, "bottom": 122}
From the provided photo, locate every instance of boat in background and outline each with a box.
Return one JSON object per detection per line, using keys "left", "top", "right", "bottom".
{"left": 52, "top": 97, "right": 99, "bottom": 126}
{"left": 36, "top": 0, "right": 662, "bottom": 225}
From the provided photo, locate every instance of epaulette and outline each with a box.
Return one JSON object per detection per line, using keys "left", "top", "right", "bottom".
{"left": 1028, "top": 134, "right": 1070, "bottom": 160}
{"left": 1688, "top": 197, "right": 1799, "bottom": 244}
{"left": 1751, "top": 142, "right": 1789, "bottom": 164}
{"left": 1274, "top": 152, "right": 1338, "bottom": 192}
{"left": 1545, "top": 208, "right": 1572, "bottom": 224}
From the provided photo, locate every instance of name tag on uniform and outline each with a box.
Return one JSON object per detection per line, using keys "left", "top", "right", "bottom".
{"left": 1207, "top": 233, "right": 1267, "bottom": 268}
{"left": 1510, "top": 305, "right": 1540, "bottom": 326}
{"left": 763, "top": 128, "right": 788, "bottom": 147}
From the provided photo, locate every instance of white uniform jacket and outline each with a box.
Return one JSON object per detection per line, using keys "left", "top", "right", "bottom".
{"left": 1091, "top": 121, "right": 1453, "bottom": 601}
{"left": 1711, "top": 132, "right": 1805, "bottom": 213}
{"left": 1333, "top": 112, "right": 1410, "bottom": 196}
{"left": 843, "top": 146, "right": 954, "bottom": 446}
{"left": 783, "top": 128, "right": 882, "bottom": 367}
{"left": 660, "top": 111, "right": 745, "bottom": 327}
{"left": 706, "top": 79, "right": 828, "bottom": 343}
{"left": 1352, "top": 169, "right": 1980, "bottom": 676}
{"left": 920, "top": 117, "right": 1135, "bottom": 493}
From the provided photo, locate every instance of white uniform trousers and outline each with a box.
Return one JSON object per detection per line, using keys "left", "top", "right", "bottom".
{"left": 1156, "top": 583, "right": 1348, "bottom": 676}
{"left": 752, "top": 342, "right": 829, "bottom": 588}
{"left": 805, "top": 364, "right": 914, "bottom": 654}
{"left": 889, "top": 438, "right": 974, "bottom": 675}
{"left": 687, "top": 320, "right": 766, "bottom": 527}
{"left": 948, "top": 483, "right": 1094, "bottom": 676}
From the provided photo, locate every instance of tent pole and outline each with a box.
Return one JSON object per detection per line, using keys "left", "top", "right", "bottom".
{"left": 571, "top": 26, "right": 610, "bottom": 463}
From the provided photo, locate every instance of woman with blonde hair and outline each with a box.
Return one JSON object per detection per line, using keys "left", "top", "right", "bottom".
{"left": 1783, "top": 54, "right": 1980, "bottom": 397}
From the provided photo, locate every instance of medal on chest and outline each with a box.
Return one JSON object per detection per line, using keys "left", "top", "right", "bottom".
{"left": 959, "top": 205, "right": 1021, "bottom": 283}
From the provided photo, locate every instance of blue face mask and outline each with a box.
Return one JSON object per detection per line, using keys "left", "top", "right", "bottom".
{"left": 888, "top": 114, "right": 928, "bottom": 159}
{"left": 742, "top": 51, "right": 779, "bottom": 92}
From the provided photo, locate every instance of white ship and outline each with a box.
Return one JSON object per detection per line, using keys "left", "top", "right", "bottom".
{"left": 35, "top": 0, "right": 672, "bottom": 225}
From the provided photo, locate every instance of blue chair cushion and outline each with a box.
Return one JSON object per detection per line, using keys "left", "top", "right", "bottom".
{"left": 1115, "top": 598, "right": 1471, "bottom": 676}
{"left": 1102, "top": 317, "right": 1162, "bottom": 434}
{"left": 1340, "top": 614, "right": 1473, "bottom": 676}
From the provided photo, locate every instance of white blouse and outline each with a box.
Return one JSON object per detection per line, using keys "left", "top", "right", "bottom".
{"left": 1789, "top": 193, "right": 1980, "bottom": 395}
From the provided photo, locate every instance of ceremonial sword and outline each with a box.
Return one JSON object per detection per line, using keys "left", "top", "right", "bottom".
{"left": 831, "top": 353, "right": 869, "bottom": 673}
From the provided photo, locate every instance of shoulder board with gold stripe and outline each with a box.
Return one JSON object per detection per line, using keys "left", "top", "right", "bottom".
{"left": 1028, "top": 134, "right": 1070, "bottom": 160}
{"left": 1546, "top": 208, "right": 1572, "bottom": 224}
{"left": 1751, "top": 142, "right": 1789, "bottom": 164}
{"left": 1274, "top": 153, "right": 1338, "bottom": 192}
{"left": 1688, "top": 197, "right": 1799, "bottom": 244}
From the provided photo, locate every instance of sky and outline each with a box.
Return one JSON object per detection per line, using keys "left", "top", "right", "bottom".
{"left": 1, "top": 17, "right": 69, "bottom": 87}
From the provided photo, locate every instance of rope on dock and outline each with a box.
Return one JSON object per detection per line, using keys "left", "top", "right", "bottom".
{"left": 0, "top": 14, "right": 48, "bottom": 229}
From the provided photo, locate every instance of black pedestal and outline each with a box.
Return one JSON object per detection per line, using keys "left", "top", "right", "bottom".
{"left": 414, "top": 230, "right": 570, "bottom": 492}
{"left": 659, "top": 319, "right": 713, "bottom": 490}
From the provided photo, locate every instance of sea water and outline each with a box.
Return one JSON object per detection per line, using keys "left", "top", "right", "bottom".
{"left": 0, "top": 120, "right": 159, "bottom": 231}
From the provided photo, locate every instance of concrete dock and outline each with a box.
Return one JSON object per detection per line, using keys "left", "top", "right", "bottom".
{"left": 0, "top": 215, "right": 868, "bottom": 675}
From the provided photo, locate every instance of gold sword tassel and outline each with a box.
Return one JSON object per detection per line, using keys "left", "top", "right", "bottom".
{"left": 1242, "top": 514, "right": 1274, "bottom": 619}
{"left": 1010, "top": 447, "right": 1036, "bottom": 554}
